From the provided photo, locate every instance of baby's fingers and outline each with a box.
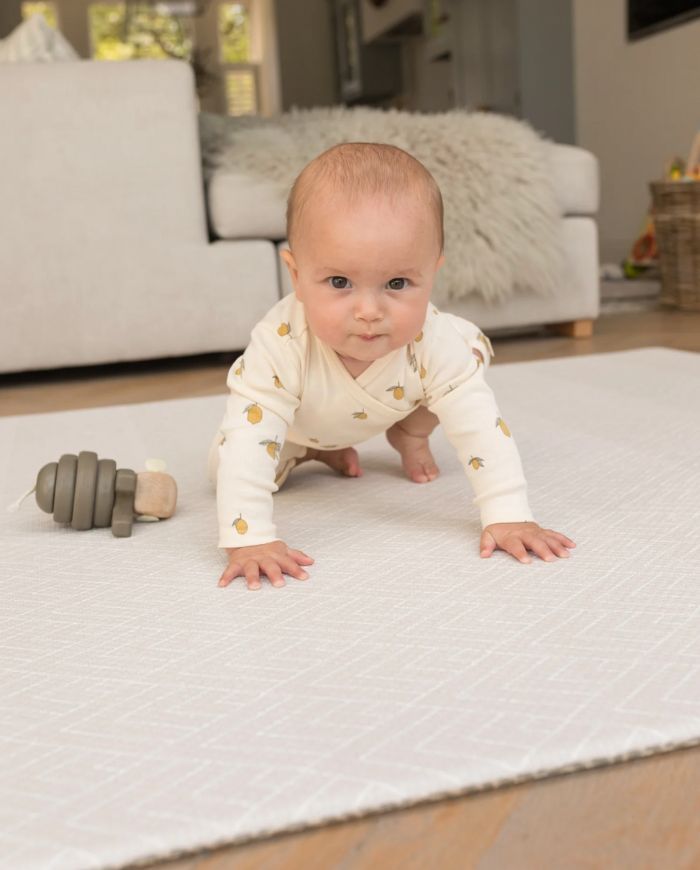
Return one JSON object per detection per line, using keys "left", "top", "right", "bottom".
{"left": 545, "top": 529, "right": 576, "bottom": 548}
{"left": 522, "top": 535, "right": 557, "bottom": 563}
{"left": 218, "top": 562, "right": 242, "bottom": 587}
{"left": 544, "top": 535, "right": 572, "bottom": 558}
{"left": 288, "top": 548, "right": 315, "bottom": 565}
{"left": 506, "top": 538, "right": 532, "bottom": 564}
{"left": 244, "top": 561, "right": 263, "bottom": 591}
{"left": 279, "top": 556, "right": 310, "bottom": 582}
{"left": 480, "top": 530, "right": 497, "bottom": 558}
{"left": 256, "top": 557, "right": 285, "bottom": 589}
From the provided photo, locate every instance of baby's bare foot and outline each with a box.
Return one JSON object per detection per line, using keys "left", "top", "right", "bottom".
{"left": 302, "top": 446, "right": 363, "bottom": 477}
{"left": 386, "top": 424, "right": 440, "bottom": 483}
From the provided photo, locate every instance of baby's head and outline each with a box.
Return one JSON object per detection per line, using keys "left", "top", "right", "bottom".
{"left": 280, "top": 142, "right": 445, "bottom": 370}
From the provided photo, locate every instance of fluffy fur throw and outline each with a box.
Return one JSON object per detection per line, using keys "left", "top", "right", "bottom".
{"left": 200, "top": 107, "right": 565, "bottom": 305}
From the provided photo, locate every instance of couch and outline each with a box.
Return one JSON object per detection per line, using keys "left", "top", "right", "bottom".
{"left": 0, "top": 60, "right": 599, "bottom": 376}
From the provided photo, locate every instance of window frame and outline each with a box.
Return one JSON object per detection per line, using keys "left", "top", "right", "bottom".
{"left": 217, "top": 0, "right": 261, "bottom": 117}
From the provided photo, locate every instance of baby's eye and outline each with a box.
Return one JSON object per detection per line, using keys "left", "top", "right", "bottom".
{"left": 387, "top": 277, "right": 409, "bottom": 291}
{"left": 329, "top": 276, "right": 350, "bottom": 289}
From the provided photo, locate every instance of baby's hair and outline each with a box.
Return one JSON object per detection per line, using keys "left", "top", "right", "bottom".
{"left": 286, "top": 142, "right": 444, "bottom": 253}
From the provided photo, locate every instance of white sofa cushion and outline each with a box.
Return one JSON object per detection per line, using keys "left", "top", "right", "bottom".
{"left": 208, "top": 142, "right": 599, "bottom": 241}
{"left": 0, "top": 60, "right": 208, "bottom": 252}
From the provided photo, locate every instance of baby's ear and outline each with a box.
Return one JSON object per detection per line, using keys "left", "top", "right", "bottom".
{"left": 279, "top": 247, "right": 299, "bottom": 291}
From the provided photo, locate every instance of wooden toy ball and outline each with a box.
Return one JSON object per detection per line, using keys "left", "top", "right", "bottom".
{"left": 33, "top": 451, "right": 177, "bottom": 537}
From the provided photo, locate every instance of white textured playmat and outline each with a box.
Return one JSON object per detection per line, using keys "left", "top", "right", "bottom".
{"left": 2, "top": 347, "right": 700, "bottom": 870}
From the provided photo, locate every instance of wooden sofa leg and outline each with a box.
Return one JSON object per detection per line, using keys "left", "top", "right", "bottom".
{"left": 546, "top": 319, "right": 594, "bottom": 339}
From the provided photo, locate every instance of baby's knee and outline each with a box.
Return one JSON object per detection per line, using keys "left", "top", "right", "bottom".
{"left": 395, "top": 404, "right": 440, "bottom": 437}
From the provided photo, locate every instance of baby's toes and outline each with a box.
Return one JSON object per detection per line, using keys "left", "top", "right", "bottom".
{"left": 343, "top": 447, "right": 363, "bottom": 477}
{"left": 405, "top": 448, "right": 440, "bottom": 483}
{"left": 411, "top": 461, "right": 440, "bottom": 483}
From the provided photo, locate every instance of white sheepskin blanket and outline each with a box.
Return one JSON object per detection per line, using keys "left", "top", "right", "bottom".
{"left": 200, "top": 107, "right": 565, "bottom": 305}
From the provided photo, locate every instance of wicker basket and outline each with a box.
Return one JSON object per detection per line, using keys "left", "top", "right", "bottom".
{"left": 649, "top": 180, "right": 700, "bottom": 309}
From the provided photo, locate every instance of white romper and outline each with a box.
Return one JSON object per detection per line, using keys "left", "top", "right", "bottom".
{"left": 209, "top": 293, "right": 534, "bottom": 549}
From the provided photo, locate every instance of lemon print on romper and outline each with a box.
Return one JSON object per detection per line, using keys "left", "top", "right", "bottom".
{"left": 414, "top": 330, "right": 423, "bottom": 342}
{"left": 233, "top": 513, "right": 248, "bottom": 534}
{"left": 406, "top": 347, "right": 418, "bottom": 372}
{"left": 234, "top": 358, "right": 245, "bottom": 376}
{"left": 244, "top": 403, "right": 263, "bottom": 424}
{"left": 496, "top": 417, "right": 511, "bottom": 437}
{"left": 309, "top": 437, "right": 320, "bottom": 443}
{"left": 468, "top": 456, "right": 485, "bottom": 470}
{"left": 353, "top": 409, "right": 368, "bottom": 420}
{"left": 272, "top": 374, "right": 284, "bottom": 389}
{"left": 387, "top": 384, "right": 404, "bottom": 400}
{"left": 259, "top": 437, "right": 281, "bottom": 460}
{"left": 419, "top": 364, "right": 427, "bottom": 379}
{"left": 277, "top": 322, "right": 291, "bottom": 337}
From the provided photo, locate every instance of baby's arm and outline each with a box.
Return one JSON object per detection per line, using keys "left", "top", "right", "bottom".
{"left": 215, "top": 319, "right": 309, "bottom": 587}
{"left": 421, "top": 317, "right": 575, "bottom": 562}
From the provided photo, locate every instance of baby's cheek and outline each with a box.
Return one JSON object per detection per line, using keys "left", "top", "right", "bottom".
{"left": 309, "top": 309, "right": 345, "bottom": 343}
{"left": 397, "top": 302, "right": 427, "bottom": 336}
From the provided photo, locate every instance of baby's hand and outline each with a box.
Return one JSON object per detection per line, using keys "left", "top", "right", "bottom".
{"left": 480, "top": 522, "right": 575, "bottom": 564}
{"left": 218, "top": 539, "right": 314, "bottom": 591}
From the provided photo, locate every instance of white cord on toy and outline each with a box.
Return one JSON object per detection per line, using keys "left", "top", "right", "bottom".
{"left": 6, "top": 485, "right": 36, "bottom": 513}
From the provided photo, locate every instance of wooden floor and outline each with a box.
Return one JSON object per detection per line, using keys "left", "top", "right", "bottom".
{"left": 3, "top": 305, "right": 700, "bottom": 868}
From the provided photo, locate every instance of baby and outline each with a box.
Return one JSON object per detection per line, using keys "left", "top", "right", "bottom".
{"left": 209, "top": 142, "right": 575, "bottom": 590}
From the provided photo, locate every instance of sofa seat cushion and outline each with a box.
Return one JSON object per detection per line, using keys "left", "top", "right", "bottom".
{"left": 208, "top": 171, "right": 287, "bottom": 240}
{"left": 208, "top": 142, "right": 598, "bottom": 241}
{"left": 0, "top": 240, "right": 280, "bottom": 374}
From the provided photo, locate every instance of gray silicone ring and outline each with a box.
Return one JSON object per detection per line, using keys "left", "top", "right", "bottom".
{"left": 36, "top": 462, "right": 58, "bottom": 514}
{"left": 72, "top": 451, "right": 98, "bottom": 531}
{"left": 93, "top": 459, "right": 117, "bottom": 528}
{"left": 53, "top": 454, "right": 78, "bottom": 524}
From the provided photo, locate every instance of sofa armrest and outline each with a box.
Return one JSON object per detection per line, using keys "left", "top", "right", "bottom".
{"left": 546, "top": 143, "right": 599, "bottom": 217}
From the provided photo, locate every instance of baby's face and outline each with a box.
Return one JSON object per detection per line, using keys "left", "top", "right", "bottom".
{"left": 281, "top": 191, "right": 443, "bottom": 373}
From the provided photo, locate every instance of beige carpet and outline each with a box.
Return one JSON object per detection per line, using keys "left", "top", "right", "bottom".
{"left": 1, "top": 348, "right": 699, "bottom": 869}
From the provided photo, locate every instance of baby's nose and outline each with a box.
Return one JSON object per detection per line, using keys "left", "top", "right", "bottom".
{"left": 354, "top": 290, "right": 383, "bottom": 320}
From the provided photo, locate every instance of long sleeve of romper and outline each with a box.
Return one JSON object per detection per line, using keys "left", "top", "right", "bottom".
{"left": 420, "top": 314, "right": 535, "bottom": 528}
{"left": 215, "top": 318, "right": 303, "bottom": 549}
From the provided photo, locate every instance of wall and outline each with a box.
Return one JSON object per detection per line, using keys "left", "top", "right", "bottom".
{"left": 516, "top": 0, "right": 575, "bottom": 144}
{"left": 0, "top": 1, "right": 21, "bottom": 38}
{"left": 398, "top": 39, "right": 453, "bottom": 112}
{"left": 573, "top": 0, "right": 700, "bottom": 262}
{"left": 275, "top": 0, "right": 337, "bottom": 110}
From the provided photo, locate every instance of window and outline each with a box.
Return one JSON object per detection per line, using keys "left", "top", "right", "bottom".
{"left": 21, "top": 2, "right": 59, "bottom": 28}
{"left": 88, "top": 2, "right": 195, "bottom": 61}
{"left": 219, "top": 2, "right": 258, "bottom": 116}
